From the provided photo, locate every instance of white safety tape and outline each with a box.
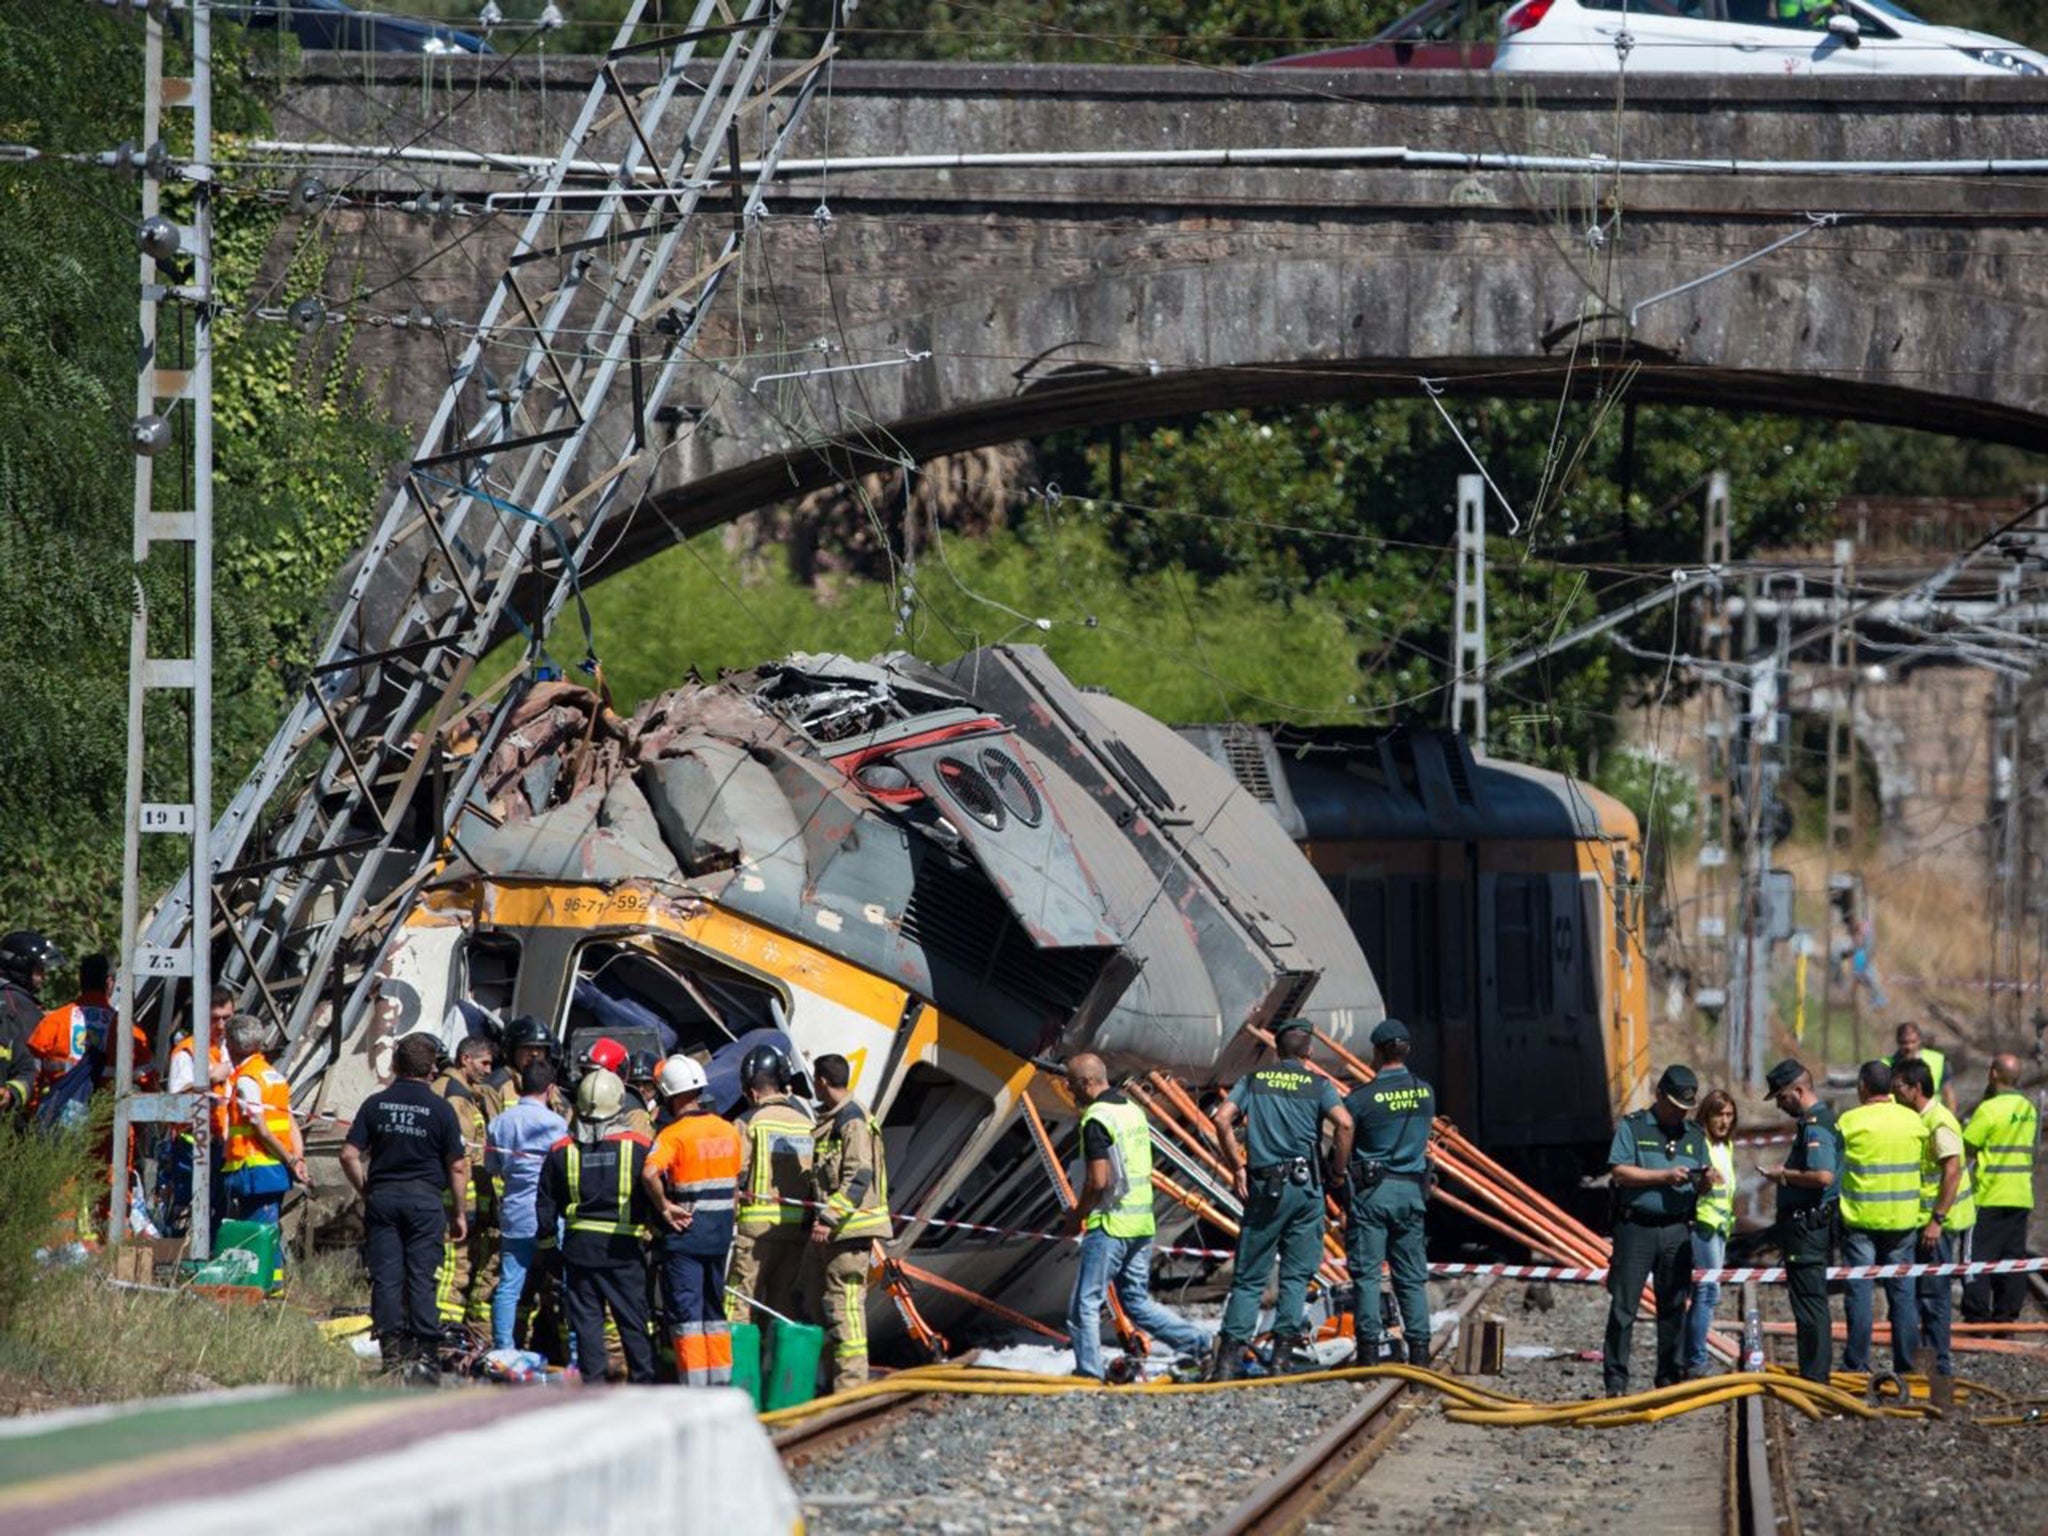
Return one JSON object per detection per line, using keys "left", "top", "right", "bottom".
{"left": 1424, "top": 1256, "right": 2048, "bottom": 1285}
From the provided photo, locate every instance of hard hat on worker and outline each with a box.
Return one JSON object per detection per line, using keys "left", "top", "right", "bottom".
{"left": 583, "top": 1035, "right": 628, "bottom": 1075}
{"left": 577, "top": 1067, "right": 626, "bottom": 1122}
{"left": 655, "top": 1056, "right": 708, "bottom": 1099}
{"left": 740, "top": 1042, "right": 791, "bottom": 1093}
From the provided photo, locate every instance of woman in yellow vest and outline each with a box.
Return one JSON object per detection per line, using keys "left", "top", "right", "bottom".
{"left": 1683, "top": 1089, "right": 1738, "bottom": 1378}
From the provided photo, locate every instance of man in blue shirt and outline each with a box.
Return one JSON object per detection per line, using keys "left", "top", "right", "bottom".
{"left": 1210, "top": 1021, "right": 1353, "bottom": 1380}
{"left": 485, "top": 1059, "right": 569, "bottom": 1353}
{"left": 1343, "top": 1019, "right": 1436, "bottom": 1366}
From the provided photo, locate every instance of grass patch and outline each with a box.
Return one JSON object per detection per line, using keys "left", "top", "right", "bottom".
{"left": 0, "top": 1116, "right": 96, "bottom": 1330}
{"left": 0, "top": 1262, "right": 361, "bottom": 1406}
{"left": 288, "top": 1244, "right": 370, "bottom": 1321}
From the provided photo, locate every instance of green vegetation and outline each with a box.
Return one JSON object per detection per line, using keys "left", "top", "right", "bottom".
{"left": 0, "top": 1267, "right": 357, "bottom": 1405}
{"left": 0, "top": 2, "right": 398, "bottom": 958}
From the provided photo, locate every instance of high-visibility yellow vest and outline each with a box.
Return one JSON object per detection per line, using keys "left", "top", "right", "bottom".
{"left": 1838, "top": 1099, "right": 1928, "bottom": 1232}
{"left": 1963, "top": 1090, "right": 2038, "bottom": 1211}
{"left": 816, "top": 1102, "right": 891, "bottom": 1241}
{"left": 1916, "top": 1101, "right": 1975, "bottom": 1232}
{"left": 563, "top": 1140, "right": 639, "bottom": 1237}
{"left": 1079, "top": 1096, "right": 1156, "bottom": 1239}
{"left": 738, "top": 1099, "right": 816, "bottom": 1227}
{"left": 1888, "top": 1048, "right": 1946, "bottom": 1095}
{"left": 1695, "top": 1138, "right": 1736, "bottom": 1238}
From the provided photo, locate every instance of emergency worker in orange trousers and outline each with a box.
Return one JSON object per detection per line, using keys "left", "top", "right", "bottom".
{"left": 804, "top": 1053, "right": 890, "bottom": 1392}
{"left": 642, "top": 1056, "right": 744, "bottom": 1385}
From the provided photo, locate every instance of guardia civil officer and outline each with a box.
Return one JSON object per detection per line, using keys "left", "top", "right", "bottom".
{"left": 1210, "top": 1020, "right": 1353, "bottom": 1381}
{"left": 1603, "top": 1065, "right": 1716, "bottom": 1395}
{"left": 1757, "top": 1058, "right": 1840, "bottom": 1383}
{"left": 1343, "top": 1019, "right": 1435, "bottom": 1366}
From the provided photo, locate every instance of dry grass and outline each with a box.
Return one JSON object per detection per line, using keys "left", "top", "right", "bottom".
{"left": 0, "top": 1262, "right": 362, "bottom": 1410}
{"left": 1660, "top": 834, "right": 2019, "bottom": 1084}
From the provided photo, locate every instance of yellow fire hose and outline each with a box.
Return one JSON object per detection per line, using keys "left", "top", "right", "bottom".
{"left": 761, "top": 1359, "right": 2042, "bottom": 1432}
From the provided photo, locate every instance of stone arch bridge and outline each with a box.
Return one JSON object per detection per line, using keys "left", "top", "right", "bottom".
{"left": 272, "top": 58, "right": 2048, "bottom": 636}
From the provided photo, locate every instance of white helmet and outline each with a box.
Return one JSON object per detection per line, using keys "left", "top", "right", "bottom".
{"left": 655, "top": 1055, "right": 708, "bottom": 1099}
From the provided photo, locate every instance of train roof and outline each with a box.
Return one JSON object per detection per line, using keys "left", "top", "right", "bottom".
{"left": 1175, "top": 726, "right": 1634, "bottom": 843}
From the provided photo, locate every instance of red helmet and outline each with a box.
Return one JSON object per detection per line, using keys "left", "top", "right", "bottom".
{"left": 583, "top": 1036, "right": 628, "bottom": 1075}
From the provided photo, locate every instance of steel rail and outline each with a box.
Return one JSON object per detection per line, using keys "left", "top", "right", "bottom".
{"left": 773, "top": 1387, "right": 924, "bottom": 1468}
{"left": 1206, "top": 1280, "right": 1499, "bottom": 1536}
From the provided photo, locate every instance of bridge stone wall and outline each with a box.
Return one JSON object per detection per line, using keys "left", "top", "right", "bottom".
{"left": 259, "top": 59, "right": 2048, "bottom": 640}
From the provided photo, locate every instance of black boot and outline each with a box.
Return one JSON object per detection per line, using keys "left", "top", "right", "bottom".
{"left": 1407, "top": 1337, "right": 1432, "bottom": 1368}
{"left": 1273, "top": 1332, "right": 1319, "bottom": 1375}
{"left": 1208, "top": 1335, "right": 1249, "bottom": 1382}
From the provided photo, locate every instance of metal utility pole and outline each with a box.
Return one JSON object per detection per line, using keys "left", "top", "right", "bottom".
{"left": 1821, "top": 538, "right": 1860, "bottom": 1067}
{"left": 1729, "top": 604, "right": 1788, "bottom": 1092}
{"left": 1694, "top": 473, "right": 1733, "bottom": 1016}
{"left": 112, "top": 0, "right": 216, "bottom": 1256}
{"left": 131, "top": 0, "right": 833, "bottom": 1100}
{"left": 1451, "top": 474, "right": 1488, "bottom": 751}
{"left": 1993, "top": 561, "right": 2025, "bottom": 1036}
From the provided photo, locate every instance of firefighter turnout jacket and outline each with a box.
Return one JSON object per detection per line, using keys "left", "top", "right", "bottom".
{"left": 814, "top": 1098, "right": 891, "bottom": 1241}
{"left": 736, "top": 1095, "right": 816, "bottom": 1233}
{"left": 535, "top": 1127, "right": 652, "bottom": 1261}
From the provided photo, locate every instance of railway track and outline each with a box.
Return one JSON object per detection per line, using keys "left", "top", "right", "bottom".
{"left": 771, "top": 1379, "right": 928, "bottom": 1467}
{"left": 1212, "top": 1279, "right": 1801, "bottom": 1536}
{"left": 1204, "top": 1282, "right": 1498, "bottom": 1536}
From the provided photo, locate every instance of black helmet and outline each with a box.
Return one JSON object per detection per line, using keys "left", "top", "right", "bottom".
{"left": 625, "top": 1049, "right": 659, "bottom": 1084}
{"left": 740, "top": 1043, "right": 790, "bottom": 1093}
{"left": 503, "top": 1015, "right": 553, "bottom": 1054}
{"left": 0, "top": 931, "right": 64, "bottom": 987}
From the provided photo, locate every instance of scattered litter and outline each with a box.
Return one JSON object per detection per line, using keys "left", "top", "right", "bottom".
{"left": 1506, "top": 1345, "right": 1568, "bottom": 1360}
{"left": 348, "top": 1335, "right": 383, "bottom": 1363}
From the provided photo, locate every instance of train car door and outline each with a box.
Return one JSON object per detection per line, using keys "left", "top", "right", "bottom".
{"left": 1433, "top": 840, "right": 1479, "bottom": 1133}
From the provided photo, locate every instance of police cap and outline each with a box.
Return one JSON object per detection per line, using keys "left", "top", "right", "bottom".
{"left": 1763, "top": 1058, "right": 1808, "bottom": 1099}
{"left": 1656, "top": 1064, "right": 1699, "bottom": 1107}
{"left": 1369, "top": 1019, "right": 1410, "bottom": 1047}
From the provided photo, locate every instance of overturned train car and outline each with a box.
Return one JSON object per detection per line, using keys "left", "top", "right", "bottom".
{"left": 293, "top": 646, "right": 1383, "bottom": 1335}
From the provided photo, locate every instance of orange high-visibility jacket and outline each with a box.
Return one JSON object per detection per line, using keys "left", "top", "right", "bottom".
{"left": 224, "top": 1053, "right": 295, "bottom": 1172}
{"left": 25, "top": 992, "right": 146, "bottom": 1102}
{"left": 169, "top": 1035, "right": 234, "bottom": 1142}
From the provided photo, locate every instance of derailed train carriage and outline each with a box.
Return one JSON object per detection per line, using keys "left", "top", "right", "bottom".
{"left": 291, "top": 646, "right": 1384, "bottom": 1337}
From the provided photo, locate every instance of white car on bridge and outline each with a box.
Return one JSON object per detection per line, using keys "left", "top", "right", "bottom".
{"left": 1491, "top": 0, "right": 2048, "bottom": 73}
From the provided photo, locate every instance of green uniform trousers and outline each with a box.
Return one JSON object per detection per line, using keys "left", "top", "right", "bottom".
{"left": 1604, "top": 1216, "right": 1694, "bottom": 1394}
{"left": 1780, "top": 1213, "right": 1834, "bottom": 1383}
{"left": 1222, "top": 1177, "right": 1325, "bottom": 1341}
{"left": 1347, "top": 1179, "right": 1430, "bottom": 1352}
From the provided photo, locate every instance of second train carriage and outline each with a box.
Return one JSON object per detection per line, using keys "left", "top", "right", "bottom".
{"left": 1183, "top": 725, "right": 1654, "bottom": 1181}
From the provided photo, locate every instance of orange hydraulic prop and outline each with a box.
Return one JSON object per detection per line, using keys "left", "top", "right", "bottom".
{"left": 1148, "top": 1073, "right": 1222, "bottom": 1148}
{"left": 893, "top": 1259, "right": 1066, "bottom": 1343}
{"left": 1019, "top": 1092, "right": 1150, "bottom": 1359}
{"left": 878, "top": 1248, "right": 950, "bottom": 1361}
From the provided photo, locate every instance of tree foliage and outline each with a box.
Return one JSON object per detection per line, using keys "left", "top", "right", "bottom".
{"left": 0, "top": 3, "right": 397, "bottom": 959}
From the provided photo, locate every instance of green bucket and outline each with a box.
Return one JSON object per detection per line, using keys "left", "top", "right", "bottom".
{"left": 731, "top": 1322, "right": 763, "bottom": 1408}
{"left": 188, "top": 1219, "right": 284, "bottom": 1292}
{"left": 762, "top": 1318, "right": 824, "bottom": 1411}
